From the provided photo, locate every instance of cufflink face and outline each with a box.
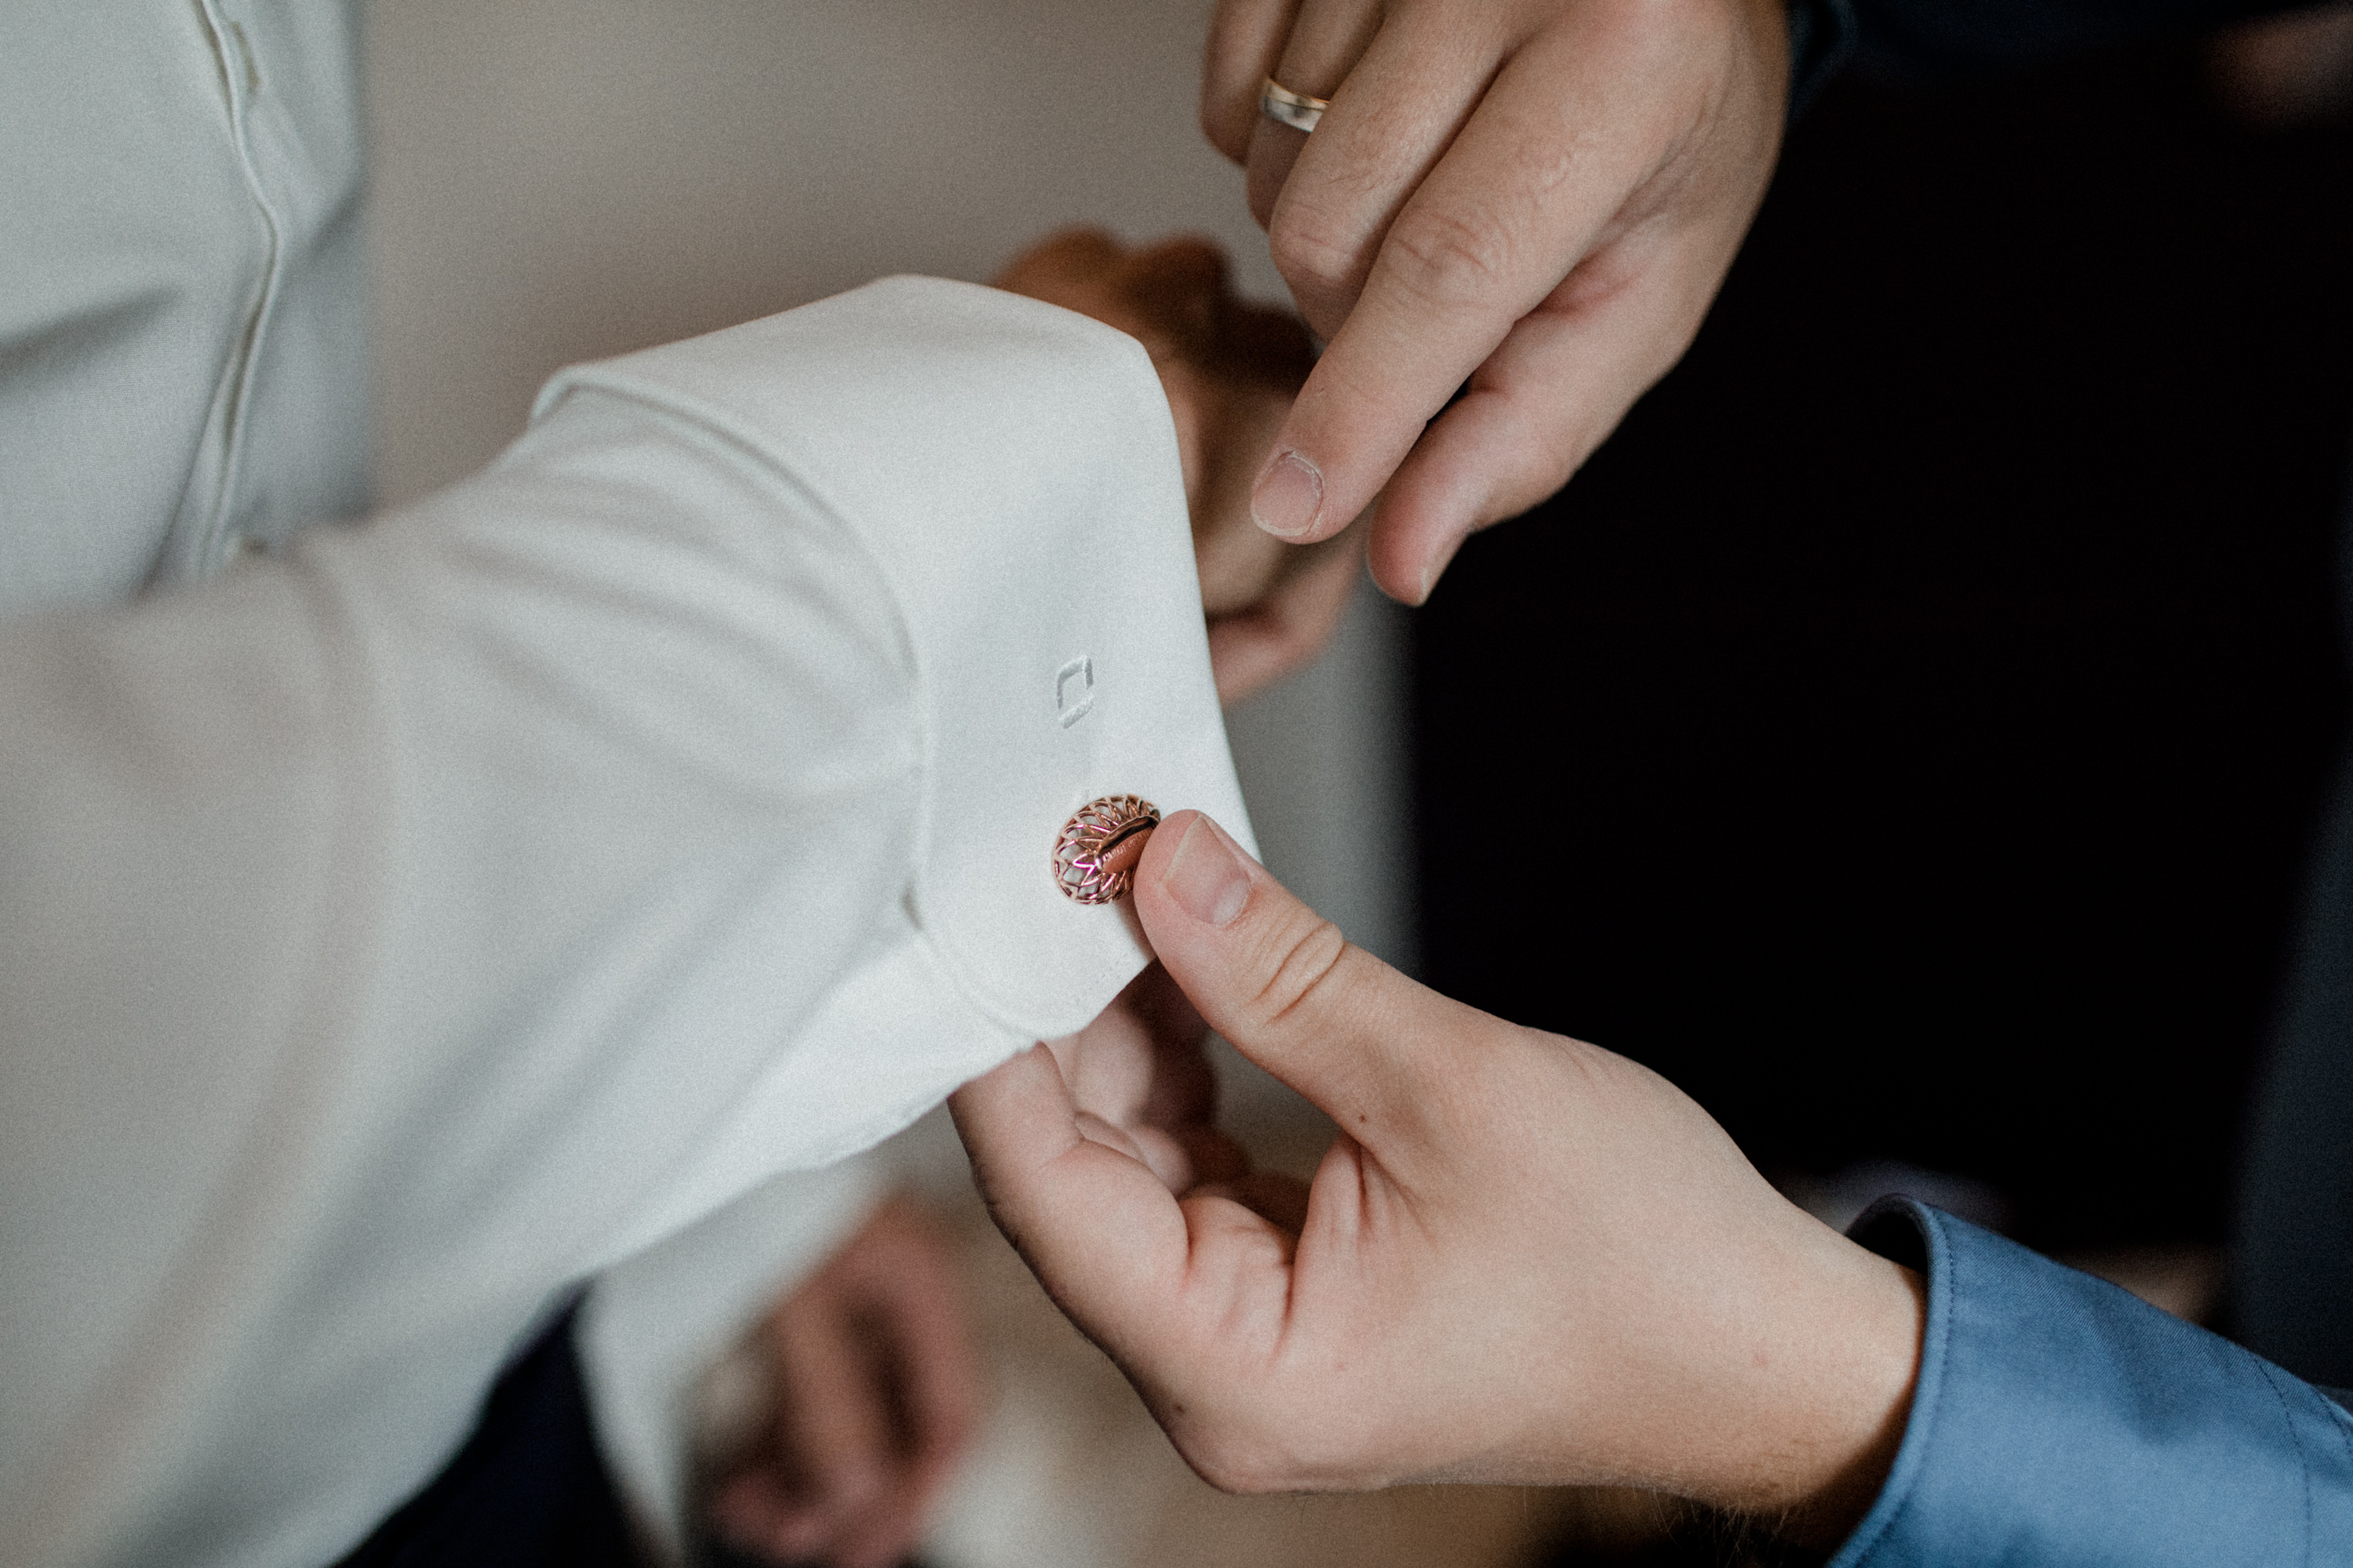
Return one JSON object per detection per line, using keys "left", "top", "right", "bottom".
{"left": 1054, "top": 795, "right": 1161, "bottom": 904}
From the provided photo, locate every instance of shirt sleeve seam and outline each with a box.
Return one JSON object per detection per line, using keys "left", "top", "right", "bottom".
{"left": 529, "top": 371, "right": 934, "bottom": 882}
{"left": 529, "top": 371, "right": 1135, "bottom": 1048}
{"left": 2253, "top": 1357, "right": 2315, "bottom": 1567}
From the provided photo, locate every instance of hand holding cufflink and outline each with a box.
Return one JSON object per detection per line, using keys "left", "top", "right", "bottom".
{"left": 962, "top": 811, "right": 1921, "bottom": 1540}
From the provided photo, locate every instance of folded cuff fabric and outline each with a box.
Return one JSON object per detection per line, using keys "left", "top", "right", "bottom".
{"left": 0, "top": 278, "right": 1247, "bottom": 1568}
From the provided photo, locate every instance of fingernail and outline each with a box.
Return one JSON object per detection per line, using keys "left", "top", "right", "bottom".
{"left": 1251, "top": 449, "right": 1323, "bottom": 538}
{"left": 1160, "top": 816, "right": 1250, "bottom": 927}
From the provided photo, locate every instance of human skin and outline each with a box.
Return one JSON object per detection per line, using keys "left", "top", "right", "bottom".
{"left": 706, "top": 1197, "right": 981, "bottom": 1568}
{"left": 952, "top": 812, "right": 1924, "bottom": 1547}
{"left": 708, "top": 238, "right": 1334, "bottom": 1566}
{"left": 1200, "top": 0, "right": 1792, "bottom": 605}
{"left": 993, "top": 229, "right": 1361, "bottom": 704}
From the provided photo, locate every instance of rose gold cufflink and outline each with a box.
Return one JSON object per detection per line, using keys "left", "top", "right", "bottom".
{"left": 1054, "top": 795, "right": 1161, "bottom": 904}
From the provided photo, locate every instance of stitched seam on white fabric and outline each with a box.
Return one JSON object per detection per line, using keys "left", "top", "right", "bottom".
{"left": 531, "top": 361, "right": 945, "bottom": 884}
{"left": 173, "top": 2, "right": 288, "bottom": 582}
{"left": 526, "top": 369, "right": 934, "bottom": 846}
{"left": 522, "top": 376, "right": 1051, "bottom": 1042}
{"left": 525, "top": 373, "right": 925, "bottom": 762}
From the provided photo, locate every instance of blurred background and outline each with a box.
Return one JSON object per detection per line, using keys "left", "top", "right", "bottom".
{"left": 367, "top": 2, "right": 2353, "bottom": 1563}
{"left": 1419, "top": 13, "right": 2353, "bottom": 1306}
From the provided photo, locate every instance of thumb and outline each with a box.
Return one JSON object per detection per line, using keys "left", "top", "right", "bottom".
{"left": 1132, "top": 810, "right": 1473, "bottom": 1145}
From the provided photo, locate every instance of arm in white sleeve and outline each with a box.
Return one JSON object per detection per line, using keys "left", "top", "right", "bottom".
{"left": 0, "top": 277, "right": 1249, "bottom": 1568}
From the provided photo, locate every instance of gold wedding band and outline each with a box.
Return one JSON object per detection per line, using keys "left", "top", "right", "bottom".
{"left": 1259, "top": 77, "right": 1329, "bottom": 133}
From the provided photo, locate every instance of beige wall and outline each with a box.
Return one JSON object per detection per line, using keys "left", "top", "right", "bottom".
{"left": 367, "top": 0, "right": 1291, "bottom": 504}
{"left": 365, "top": 0, "right": 1415, "bottom": 1096}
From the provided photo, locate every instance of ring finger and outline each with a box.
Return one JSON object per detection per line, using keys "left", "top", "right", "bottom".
{"left": 1250, "top": 0, "right": 1520, "bottom": 339}
{"left": 1244, "top": 0, "right": 1386, "bottom": 227}
{"left": 1204, "top": 0, "right": 1307, "bottom": 161}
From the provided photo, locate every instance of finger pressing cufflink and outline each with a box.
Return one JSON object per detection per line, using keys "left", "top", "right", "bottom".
{"left": 1259, "top": 77, "right": 1328, "bottom": 133}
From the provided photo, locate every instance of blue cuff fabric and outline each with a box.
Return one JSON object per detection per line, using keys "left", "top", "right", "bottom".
{"left": 1829, "top": 1198, "right": 2353, "bottom": 1566}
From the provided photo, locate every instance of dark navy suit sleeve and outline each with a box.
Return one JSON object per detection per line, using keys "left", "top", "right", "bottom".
{"left": 1827, "top": 1198, "right": 2353, "bottom": 1566}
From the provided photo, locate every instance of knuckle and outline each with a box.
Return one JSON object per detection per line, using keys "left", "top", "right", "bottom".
{"left": 1266, "top": 203, "right": 1366, "bottom": 300}
{"left": 1379, "top": 203, "right": 1517, "bottom": 316}
{"left": 1243, "top": 911, "right": 1350, "bottom": 1038}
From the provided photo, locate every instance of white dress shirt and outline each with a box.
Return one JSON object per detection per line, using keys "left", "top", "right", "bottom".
{"left": 0, "top": 5, "right": 1249, "bottom": 1566}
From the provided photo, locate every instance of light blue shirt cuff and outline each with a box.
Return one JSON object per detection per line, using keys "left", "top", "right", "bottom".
{"left": 1830, "top": 1196, "right": 2353, "bottom": 1566}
